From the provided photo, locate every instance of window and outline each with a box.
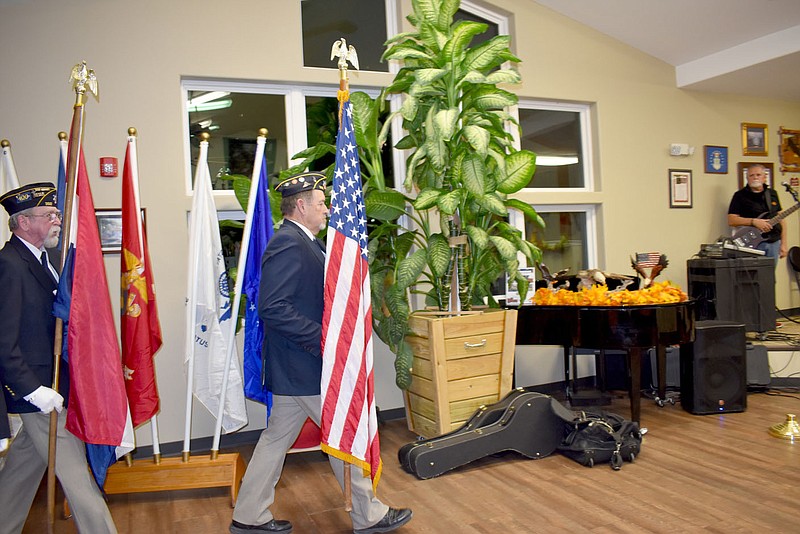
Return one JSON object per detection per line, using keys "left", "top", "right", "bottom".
{"left": 523, "top": 206, "right": 597, "bottom": 274}
{"left": 301, "top": 0, "right": 389, "bottom": 72}
{"left": 511, "top": 100, "right": 598, "bottom": 271}
{"left": 518, "top": 101, "right": 592, "bottom": 189}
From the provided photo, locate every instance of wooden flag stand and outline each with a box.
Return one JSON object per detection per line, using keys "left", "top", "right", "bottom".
{"left": 64, "top": 453, "right": 244, "bottom": 518}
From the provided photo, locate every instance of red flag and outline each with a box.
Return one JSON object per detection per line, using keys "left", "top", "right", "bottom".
{"left": 320, "top": 92, "right": 381, "bottom": 487}
{"left": 63, "top": 148, "right": 132, "bottom": 447}
{"left": 121, "top": 135, "right": 162, "bottom": 427}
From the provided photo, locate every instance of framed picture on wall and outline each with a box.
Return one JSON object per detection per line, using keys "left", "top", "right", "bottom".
{"left": 668, "top": 169, "right": 692, "bottom": 208}
{"left": 779, "top": 127, "right": 800, "bottom": 172}
{"left": 738, "top": 162, "right": 774, "bottom": 188}
{"left": 95, "top": 208, "right": 146, "bottom": 254}
{"left": 741, "top": 122, "right": 768, "bottom": 156}
{"left": 703, "top": 145, "right": 728, "bottom": 174}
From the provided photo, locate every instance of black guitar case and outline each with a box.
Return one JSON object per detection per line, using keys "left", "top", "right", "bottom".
{"left": 398, "top": 387, "right": 572, "bottom": 479}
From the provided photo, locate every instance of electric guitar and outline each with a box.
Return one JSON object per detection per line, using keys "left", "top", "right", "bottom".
{"left": 732, "top": 182, "right": 800, "bottom": 249}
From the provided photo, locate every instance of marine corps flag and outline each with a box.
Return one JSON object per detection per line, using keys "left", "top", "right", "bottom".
{"left": 121, "top": 131, "right": 162, "bottom": 427}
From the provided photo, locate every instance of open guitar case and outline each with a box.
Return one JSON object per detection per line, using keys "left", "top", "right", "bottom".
{"left": 398, "top": 387, "right": 574, "bottom": 479}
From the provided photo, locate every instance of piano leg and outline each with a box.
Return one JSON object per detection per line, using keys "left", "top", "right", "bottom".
{"left": 628, "top": 348, "right": 643, "bottom": 423}
{"left": 656, "top": 344, "right": 667, "bottom": 403}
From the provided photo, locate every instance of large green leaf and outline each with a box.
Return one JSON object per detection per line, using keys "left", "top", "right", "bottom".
{"left": 413, "top": 188, "right": 442, "bottom": 210}
{"left": 443, "top": 20, "right": 488, "bottom": 63}
{"left": 394, "top": 231, "right": 417, "bottom": 260}
{"left": 394, "top": 341, "right": 414, "bottom": 390}
{"left": 463, "top": 124, "right": 490, "bottom": 156}
{"left": 396, "top": 249, "right": 427, "bottom": 290}
{"left": 437, "top": 189, "right": 462, "bottom": 215}
{"left": 497, "top": 150, "right": 537, "bottom": 193}
{"left": 471, "top": 87, "right": 517, "bottom": 111}
{"left": 475, "top": 192, "right": 508, "bottom": 216}
{"left": 427, "top": 232, "right": 450, "bottom": 278}
{"left": 505, "top": 198, "right": 542, "bottom": 226}
{"left": 350, "top": 91, "right": 378, "bottom": 154}
{"left": 486, "top": 69, "right": 522, "bottom": 86}
{"left": 464, "top": 225, "right": 489, "bottom": 249}
{"left": 463, "top": 35, "right": 512, "bottom": 72}
{"left": 460, "top": 153, "right": 486, "bottom": 196}
{"left": 365, "top": 189, "right": 407, "bottom": 221}
{"left": 489, "top": 235, "right": 517, "bottom": 261}
{"left": 415, "top": 68, "right": 447, "bottom": 85}
{"left": 434, "top": 107, "right": 459, "bottom": 142}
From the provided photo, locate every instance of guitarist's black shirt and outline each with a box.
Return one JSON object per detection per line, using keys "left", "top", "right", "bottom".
{"left": 728, "top": 186, "right": 783, "bottom": 242}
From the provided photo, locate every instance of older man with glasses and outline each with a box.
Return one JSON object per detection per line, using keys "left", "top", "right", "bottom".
{"left": 0, "top": 182, "right": 117, "bottom": 534}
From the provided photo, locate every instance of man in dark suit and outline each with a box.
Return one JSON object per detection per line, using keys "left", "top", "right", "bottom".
{"left": 0, "top": 182, "right": 117, "bottom": 534}
{"left": 230, "top": 172, "right": 412, "bottom": 534}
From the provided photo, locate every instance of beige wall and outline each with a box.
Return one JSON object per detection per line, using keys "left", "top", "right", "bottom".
{"left": 2, "top": 0, "right": 799, "bottom": 446}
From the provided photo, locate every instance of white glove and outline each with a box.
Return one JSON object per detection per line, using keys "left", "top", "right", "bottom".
{"left": 0, "top": 437, "right": 9, "bottom": 452}
{"left": 23, "top": 385, "right": 64, "bottom": 414}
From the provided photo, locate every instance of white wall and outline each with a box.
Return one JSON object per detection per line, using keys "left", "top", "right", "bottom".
{"left": 2, "top": 0, "right": 799, "bottom": 447}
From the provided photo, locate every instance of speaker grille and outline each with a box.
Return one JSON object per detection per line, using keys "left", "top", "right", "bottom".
{"left": 680, "top": 321, "right": 747, "bottom": 415}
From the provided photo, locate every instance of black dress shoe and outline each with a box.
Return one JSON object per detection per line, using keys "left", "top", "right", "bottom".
{"left": 230, "top": 519, "right": 293, "bottom": 533}
{"left": 353, "top": 507, "right": 413, "bottom": 534}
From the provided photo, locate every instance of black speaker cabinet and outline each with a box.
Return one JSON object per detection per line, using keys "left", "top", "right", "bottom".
{"left": 680, "top": 320, "right": 747, "bottom": 414}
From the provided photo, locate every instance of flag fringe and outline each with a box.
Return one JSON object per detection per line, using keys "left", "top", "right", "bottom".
{"left": 321, "top": 443, "right": 383, "bottom": 492}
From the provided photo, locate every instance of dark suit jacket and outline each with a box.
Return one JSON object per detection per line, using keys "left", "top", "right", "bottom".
{"left": 258, "top": 220, "right": 326, "bottom": 396}
{"left": 0, "top": 235, "right": 66, "bottom": 414}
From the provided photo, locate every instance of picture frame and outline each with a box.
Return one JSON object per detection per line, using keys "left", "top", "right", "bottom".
{"left": 95, "top": 208, "right": 146, "bottom": 254}
{"left": 737, "top": 162, "right": 774, "bottom": 189}
{"left": 703, "top": 145, "right": 728, "bottom": 174}
{"left": 668, "top": 169, "right": 692, "bottom": 208}
{"left": 778, "top": 127, "right": 800, "bottom": 172}
{"left": 741, "top": 122, "right": 768, "bottom": 156}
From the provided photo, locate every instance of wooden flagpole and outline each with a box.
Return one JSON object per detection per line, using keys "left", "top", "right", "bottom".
{"left": 47, "top": 60, "right": 95, "bottom": 534}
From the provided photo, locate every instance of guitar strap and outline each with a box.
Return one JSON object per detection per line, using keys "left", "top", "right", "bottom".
{"left": 764, "top": 188, "right": 774, "bottom": 215}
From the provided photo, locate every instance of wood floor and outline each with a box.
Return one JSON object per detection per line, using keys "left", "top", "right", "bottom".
{"left": 22, "top": 388, "right": 800, "bottom": 534}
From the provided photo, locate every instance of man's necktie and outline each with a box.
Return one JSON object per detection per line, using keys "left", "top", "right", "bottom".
{"left": 40, "top": 251, "right": 57, "bottom": 284}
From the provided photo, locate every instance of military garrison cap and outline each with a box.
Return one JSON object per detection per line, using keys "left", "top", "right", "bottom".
{"left": 0, "top": 182, "right": 57, "bottom": 216}
{"left": 275, "top": 171, "right": 326, "bottom": 198}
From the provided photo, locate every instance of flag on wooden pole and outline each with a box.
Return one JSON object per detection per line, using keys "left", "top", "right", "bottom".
{"left": 185, "top": 135, "right": 247, "bottom": 435}
{"left": 53, "top": 146, "right": 134, "bottom": 487}
{"left": 320, "top": 90, "right": 381, "bottom": 488}
{"left": 121, "top": 131, "right": 162, "bottom": 427}
{"left": 0, "top": 140, "right": 20, "bottom": 244}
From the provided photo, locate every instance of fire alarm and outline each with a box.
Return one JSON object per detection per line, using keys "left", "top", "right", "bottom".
{"left": 99, "top": 157, "right": 118, "bottom": 177}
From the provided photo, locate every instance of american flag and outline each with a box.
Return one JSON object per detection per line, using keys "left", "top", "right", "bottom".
{"left": 635, "top": 252, "right": 662, "bottom": 268}
{"left": 320, "top": 92, "right": 382, "bottom": 488}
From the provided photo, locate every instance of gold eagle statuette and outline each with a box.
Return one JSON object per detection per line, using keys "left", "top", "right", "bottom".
{"left": 330, "top": 38, "right": 359, "bottom": 71}
{"left": 69, "top": 60, "right": 98, "bottom": 97}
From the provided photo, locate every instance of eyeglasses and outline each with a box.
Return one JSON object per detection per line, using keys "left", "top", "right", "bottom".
{"left": 26, "top": 211, "right": 63, "bottom": 222}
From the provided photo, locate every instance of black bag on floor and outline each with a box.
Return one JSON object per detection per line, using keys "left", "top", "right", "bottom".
{"left": 557, "top": 411, "right": 643, "bottom": 470}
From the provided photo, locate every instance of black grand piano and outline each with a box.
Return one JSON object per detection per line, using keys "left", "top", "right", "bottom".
{"left": 515, "top": 301, "right": 695, "bottom": 422}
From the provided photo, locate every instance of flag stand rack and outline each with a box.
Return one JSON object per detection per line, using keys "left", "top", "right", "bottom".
{"left": 63, "top": 453, "right": 245, "bottom": 517}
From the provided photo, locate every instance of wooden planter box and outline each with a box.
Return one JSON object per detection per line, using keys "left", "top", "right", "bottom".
{"left": 403, "top": 308, "right": 518, "bottom": 438}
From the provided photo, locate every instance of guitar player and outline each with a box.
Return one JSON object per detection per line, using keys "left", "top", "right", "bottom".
{"left": 727, "top": 163, "right": 787, "bottom": 263}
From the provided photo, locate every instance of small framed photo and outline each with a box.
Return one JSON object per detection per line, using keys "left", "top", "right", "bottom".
{"left": 741, "top": 122, "right": 768, "bottom": 156}
{"left": 668, "top": 169, "right": 692, "bottom": 208}
{"left": 703, "top": 145, "right": 728, "bottom": 174}
{"left": 779, "top": 127, "right": 800, "bottom": 172}
{"left": 95, "top": 209, "right": 122, "bottom": 253}
{"left": 737, "top": 162, "right": 774, "bottom": 188}
{"left": 95, "top": 208, "right": 146, "bottom": 254}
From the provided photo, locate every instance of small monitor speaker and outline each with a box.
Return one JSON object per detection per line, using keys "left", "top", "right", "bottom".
{"left": 680, "top": 321, "right": 747, "bottom": 415}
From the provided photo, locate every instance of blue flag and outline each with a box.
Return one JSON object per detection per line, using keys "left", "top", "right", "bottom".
{"left": 242, "top": 152, "right": 274, "bottom": 411}
{"left": 55, "top": 138, "right": 67, "bottom": 250}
